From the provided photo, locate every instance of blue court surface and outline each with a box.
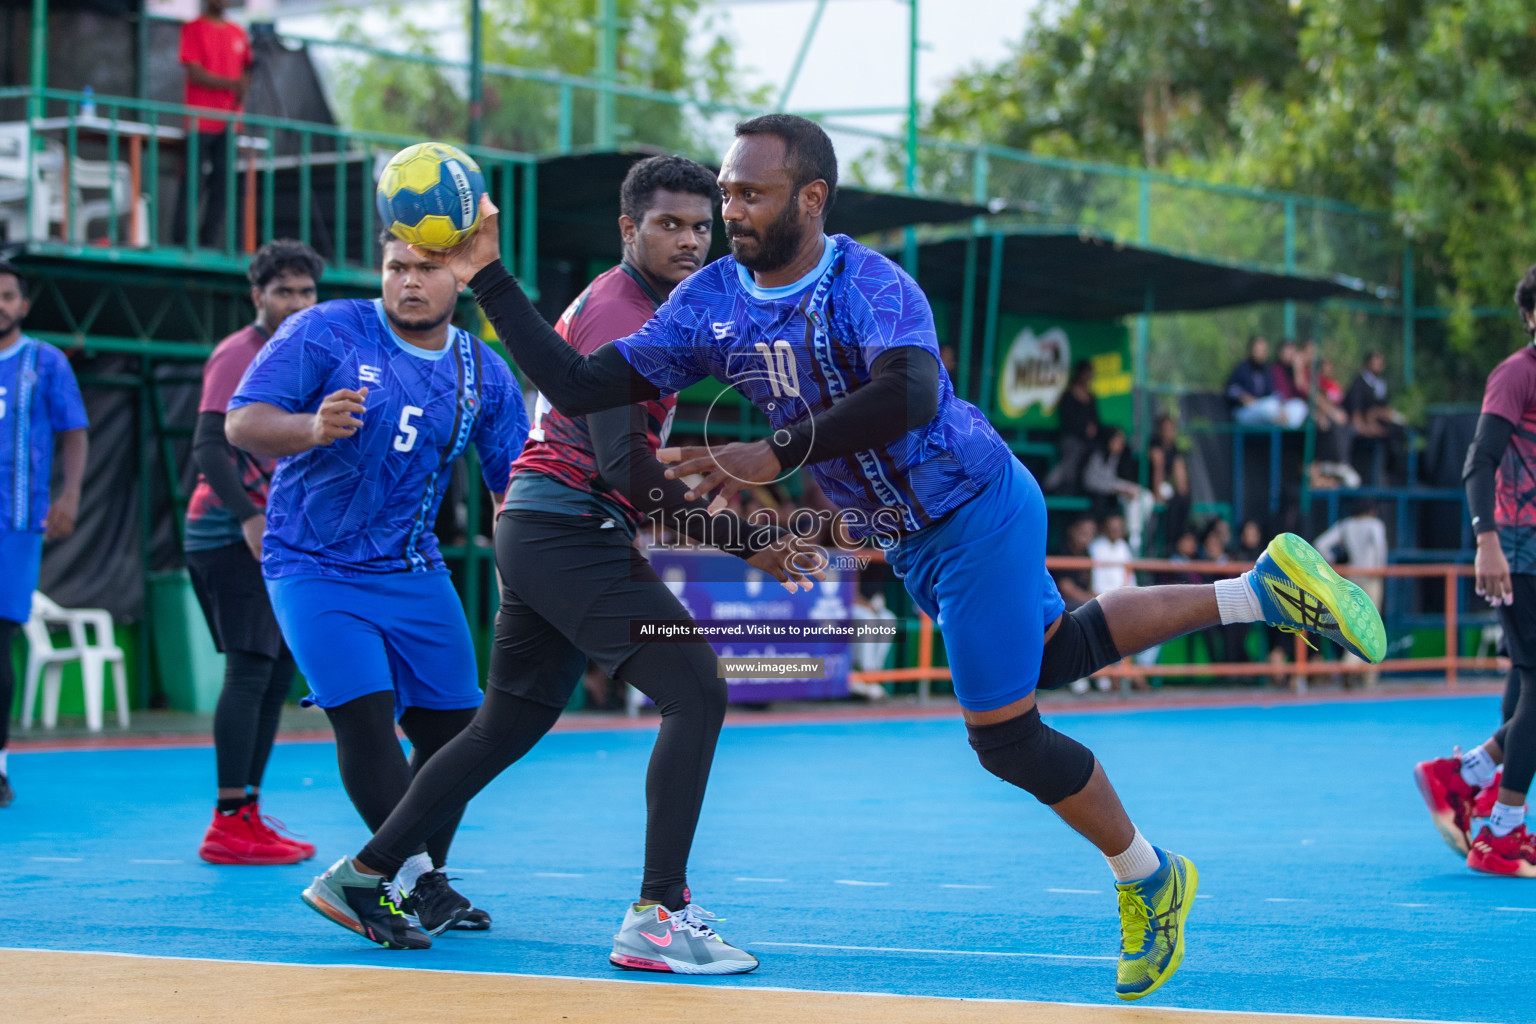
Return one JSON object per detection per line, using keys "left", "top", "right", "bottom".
{"left": 3, "top": 694, "right": 1530, "bottom": 1022}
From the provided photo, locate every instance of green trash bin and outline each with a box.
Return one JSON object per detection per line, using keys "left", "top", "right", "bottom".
{"left": 148, "top": 569, "right": 225, "bottom": 713}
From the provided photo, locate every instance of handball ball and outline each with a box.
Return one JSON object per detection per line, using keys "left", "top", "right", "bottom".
{"left": 375, "top": 142, "right": 486, "bottom": 249}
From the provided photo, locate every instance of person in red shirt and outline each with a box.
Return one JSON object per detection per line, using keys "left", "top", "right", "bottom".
{"left": 173, "top": 0, "right": 252, "bottom": 248}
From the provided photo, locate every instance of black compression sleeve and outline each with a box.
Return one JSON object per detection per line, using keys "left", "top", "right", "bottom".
{"left": 768, "top": 346, "right": 940, "bottom": 468}
{"left": 1464, "top": 412, "right": 1514, "bottom": 535}
{"left": 468, "top": 261, "right": 659, "bottom": 416}
{"left": 587, "top": 403, "right": 780, "bottom": 556}
{"left": 195, "top": 411, "right": 261, "bottom": 523}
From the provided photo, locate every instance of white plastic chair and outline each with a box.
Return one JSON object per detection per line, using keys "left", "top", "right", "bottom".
{"left": 20, "top": 592, "right": 129, "bottom": 731}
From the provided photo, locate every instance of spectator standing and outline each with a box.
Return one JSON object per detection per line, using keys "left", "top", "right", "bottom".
{"left": 1345, "top": 350, "right": 1407, "bottom": 483}
{"left": 1087, "top": 512, "right": 1157, "bottom": 689}
{"left": 1199, "top": 519, "right": 1251, "bottom": 676}
{"left": 1052, "top": 515, "right": 1098, "bottom": 611}
{"left": 1148, "top": 413, "right": 1191, "bottom": 547}
{"left": 0, "top": 260, "right": 88, "bottom": 807}
{"left": 1228, "top": 336, "right": 1307, "bottom": 428}
{"left": 186, "top": 241, "right": 322, "bottom": 864}
{"left": 1043, "top": 359, "right": 1098, "bottom": 494}
{"left": 1314, "top": 500, "right": 1388, "bottom": 689}
{"left": 174, "top": 0, "right": 252, "bottom": 248}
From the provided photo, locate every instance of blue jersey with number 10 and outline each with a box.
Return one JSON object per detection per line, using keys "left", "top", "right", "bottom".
{"left": 230, "top": 299, "right": 528, "bottom": 579}
{"left": 613, "top": 234, "right": 1012, "bottom": 537}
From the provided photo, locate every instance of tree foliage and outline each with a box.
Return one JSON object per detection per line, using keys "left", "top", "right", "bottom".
{"left": 329, "top": 0, "right": 766, "bottom": 159}
{"left": 923, "top": 0, "right": 1536, "bottom": 399}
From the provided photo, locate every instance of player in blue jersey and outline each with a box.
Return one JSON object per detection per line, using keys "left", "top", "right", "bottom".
{"left": 0, "top": 259, "right": 89, "bottom": 808}
{"left": 418, "top": 116, "right": 1384, "bottom": 998}
{"left": 226, "top": 234, "right": 529, "bottom": 945}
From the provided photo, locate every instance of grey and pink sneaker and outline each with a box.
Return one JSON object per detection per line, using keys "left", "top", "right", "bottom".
{"left": 609, "top": 901, "right": 758, "bottom": 975}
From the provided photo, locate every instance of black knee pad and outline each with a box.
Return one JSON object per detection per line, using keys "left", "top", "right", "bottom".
{"left": 1037, "top": 599, "right": 1122, "bottom": 691}
{"left": 966, "top": 706, "right": 1096, "bottom": 805}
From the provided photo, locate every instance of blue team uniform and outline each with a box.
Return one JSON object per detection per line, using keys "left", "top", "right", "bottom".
{"left": 0, "top": 336, "right": 89, "bottom": 624}
{"left": 612, "top": 235, "right": 1062, "bottom": 711}
{"left": 230, "top": 299, "right": 529, "bottom": 713}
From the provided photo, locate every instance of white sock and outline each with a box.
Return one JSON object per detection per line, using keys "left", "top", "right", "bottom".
{"left": 1488, "top": 802, "right": 1526, "bottom": 838}
{"left": 1213, "top": 574, "right": 1263, "bottom": 624}
{"left": 1460, "top": 745, "right": 1498, "bottom": 789}
{"left": 1105, "top": 828, "right": 1161, "bottom": 883}
{"left": 0, "top": 749, "right": 8, "bottom": 775}
{"left": 396, "top": 851, "right": 434, "bottom": 893}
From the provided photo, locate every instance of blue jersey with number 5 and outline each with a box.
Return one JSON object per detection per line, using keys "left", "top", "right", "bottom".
{"left": 230, "top": 299, "right": 528, "bottom": 579}
{"left": 612, "top": 234, "right": 1011, "bottom": 537}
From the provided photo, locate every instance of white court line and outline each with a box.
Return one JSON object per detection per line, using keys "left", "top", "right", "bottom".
{"left": 1495, "top": 906, "right": 1536, "bottom": 913}
{"left": 532, "top": 872, "right": 584, "bottom": 878}
{"left": 1196, "top": 894, "right": 1214, "bottom": 899}
{"left": 29, "top": 856, "right": 82, "bottom": 863}
{"left": 939, "top": 884, "right": 991, "bottom": 890}
{"left": 453, "top": 868, "right": 486, "bottom": 874}
{"left": 1264, "top": 898, "right": 1304, "bottom": 903}
{"left": 128, "top": 859, "right": 182, "bottom": 865}
{"left": 1392, "top": 903, "right": 1432, "bottom": 908}
{"left": 1046, "top": 888, "right": 1101, "bottom": 895}
{"left": 735, "top": 877, "right": 787, "bottom": 883}
{"left": 0, "top": 947, "right": 1494, "bottom": 1023}
{"left": 756, "top": 941, "right": 1114, "bottom": 962}
{"left": 835, "top": 880, "right": 889, "bottom": 887}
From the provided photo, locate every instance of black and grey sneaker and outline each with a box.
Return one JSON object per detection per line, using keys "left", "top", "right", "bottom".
{"left": 449, "top": 906, "right": 492, "bottom": 931}
{"left": 0, "top": 772, "right": 13, "bottom": 807}
{"left": 300, "top": 857, "right": 431, "bottom": 950}
{"left": 402, "top": 869, "right": 471, "bottom": 936}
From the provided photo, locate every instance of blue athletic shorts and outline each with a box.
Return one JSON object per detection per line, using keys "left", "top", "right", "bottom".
{"left": 266, "top": 571, "right": 484, "bottom": 718}
{"left": 885, "top": 457, "right": 1065, "bottom": 712}
{"left": 0, "top": 530, "right": 44, "bottom": 624}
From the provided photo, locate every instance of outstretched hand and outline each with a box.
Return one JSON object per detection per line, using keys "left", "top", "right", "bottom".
{"left": 408, "top": 193, "right": 503, "bottom": 289}
{"left": 658, "top": 440, "right": 783, "bottom": 515}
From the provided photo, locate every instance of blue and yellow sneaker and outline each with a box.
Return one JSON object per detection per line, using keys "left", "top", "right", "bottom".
{"left": 1115, "top": 849, "right": 1198, "bottom": 1000}
{"left": 1250, "top": 533, "right": 1386, "bottom": 664}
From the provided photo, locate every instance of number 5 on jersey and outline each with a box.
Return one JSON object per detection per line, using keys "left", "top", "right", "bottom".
{"left": 395, "top": 405, "right": 423, "bottom": 452}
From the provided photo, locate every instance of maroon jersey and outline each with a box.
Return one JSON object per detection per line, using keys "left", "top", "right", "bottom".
{"left": 184, "top": 325, "right": 277, "bottom": 551}
{"left": 1484, "top": 345, "right": 1536, "bottom": 571}
{"left": 507, "top": 264, "right": 676, "bottom": 530}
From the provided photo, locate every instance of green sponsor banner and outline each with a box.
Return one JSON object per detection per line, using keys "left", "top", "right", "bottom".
{"left": 993, "top": 315, "right": 1132, "bottom": 430}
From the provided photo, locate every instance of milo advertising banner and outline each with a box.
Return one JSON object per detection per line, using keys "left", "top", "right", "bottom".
{"left": 993, "top": 315, "right": 1133, "bottom": 431}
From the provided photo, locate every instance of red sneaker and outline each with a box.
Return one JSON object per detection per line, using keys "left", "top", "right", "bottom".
{"left": 198, "top": 806, "right": 307, "bottom": 866}
{"left": 1467, "top": 824, "right": 1536, "bottom": 877}
{"left": 1413, "top": 754, "right": 1478, "bottom": 855}
{"left": 1473, "top": 770, "right": 1503, "bottom": 820}
{"left": 247, "top": 801, "right": 316, "bottom": 860}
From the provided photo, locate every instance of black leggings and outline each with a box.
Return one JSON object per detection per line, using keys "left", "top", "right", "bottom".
{"left": 213, "top": 649, "right": 296, "bottom": 791}
{"left": 360, "top": 639, "right": 725, "bottom": 909}
{"left": 1492, "top": 581, "right": 1536, "bottom": 798}
{"left": 0, "top": 619, "right": 17, "bottom": 751}
{"left": 324, "top": 692, "right": 478, "bottom": 868}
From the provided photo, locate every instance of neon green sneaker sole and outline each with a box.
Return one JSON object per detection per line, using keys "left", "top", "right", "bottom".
{"left": 1255, "top": 533, "right": 1387, "bottom": 664}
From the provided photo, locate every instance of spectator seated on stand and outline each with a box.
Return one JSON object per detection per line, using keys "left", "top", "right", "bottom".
{"left": 1198, "top": 517, "right": 1254, "bottom": 680}
{"left": 1052, "top": 516, "right": 1098, "bottom": 695}
{"left": 1082, "top": 427, "right": 1155, "bottom": 554}
{"left": 1227, "top": 335, "right": 1307, "bottom": 429}
{"left": 1302, "top": 341, "right": 1357, "bottom": 485}
{"left": 1042, "top": 359, "right": 1099, "bottom": 495}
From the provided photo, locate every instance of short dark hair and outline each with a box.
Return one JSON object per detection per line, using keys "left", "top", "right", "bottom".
{"left": 0, "top": 258, "right": 26, "bottom": 298}
{"left": 248, "top": 239, "right": 324, "bottom": 290}
{"left": 620, "top": 155, "right": 718, "bottom": 222}
{"left": 1517, "top": 264, "right": 1536, "bottom": 337}
{"left": 733, "top": 113, "right": 838, "bottom": 215}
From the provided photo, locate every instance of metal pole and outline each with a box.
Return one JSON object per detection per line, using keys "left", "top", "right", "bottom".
{"left": 1284, "top": 198, "right": 1297, "bottom": 340}
{"left": 902, "top": 0, "right": 919, "bottom": 276}
{"left": 30, "top": 0, "right": 47, "bottom": 118}
{"left": 777, "top": 0, "right": 829, "bottom": 111}
{"left": 468, "top": 0, "right": 484, "bottom": 145}
{"left": 1136, "top": 281, "right": 1152, "bottom": 478}
{"left": 595, "top": 0, "right": 618, "bottom": 149}
{"left": 1403, "top": 241, "right": 1415, "bottom": 388}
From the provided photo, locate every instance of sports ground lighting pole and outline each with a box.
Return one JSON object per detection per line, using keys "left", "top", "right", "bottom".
{"left": 902, "top": 0, "right": 919, "bottom": 277}
{"left": 595, "top": 0, "right": 619, "bottom": 149}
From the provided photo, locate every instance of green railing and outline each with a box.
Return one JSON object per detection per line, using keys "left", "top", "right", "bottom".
{"left": 0, "top": 86, "right": 539, "bottom": 291}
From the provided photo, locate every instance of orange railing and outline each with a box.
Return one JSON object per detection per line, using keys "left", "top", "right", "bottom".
{"left": 848, "top": 558, "right": 1501, "bottom": 697}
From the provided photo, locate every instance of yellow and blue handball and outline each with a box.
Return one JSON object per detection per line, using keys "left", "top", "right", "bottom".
{"left": 375, "top": 142, "right": 486, "bottom": 249}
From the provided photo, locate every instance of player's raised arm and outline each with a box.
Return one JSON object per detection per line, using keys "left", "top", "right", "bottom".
{"left": 413, "top": 195, "right": 659, "bottom": 418}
